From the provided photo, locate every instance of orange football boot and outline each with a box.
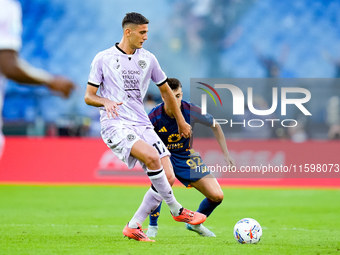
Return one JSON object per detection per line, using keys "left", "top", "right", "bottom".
{"left": 123, "top": 223, "right": 155, "bottom": 242}
{"left": 172, "top": 208, "right": 206, "bottom": 225}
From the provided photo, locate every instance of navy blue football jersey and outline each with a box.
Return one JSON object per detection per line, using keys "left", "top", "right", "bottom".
{"left": 148, "top": 100, "right": 214, "bottom": 156}
{"left": 148, "top": 101, "right": 214, "bottom": 186}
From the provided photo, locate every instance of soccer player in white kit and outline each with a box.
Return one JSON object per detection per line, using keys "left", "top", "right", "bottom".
{"left": 85, "top": 12, "right": 206, "bottom": 242}
{"left": 0, "top": 0, "right": 75, "bottom": 159}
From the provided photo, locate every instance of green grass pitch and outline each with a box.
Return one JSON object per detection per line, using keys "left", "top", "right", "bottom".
{"left": 0, "top": 185, "right": 339, "bottom": 254}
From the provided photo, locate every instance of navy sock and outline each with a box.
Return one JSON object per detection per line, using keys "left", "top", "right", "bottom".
{"left": 149, "top": 202, "right": 162, "bottom": 226}
{"left": 197, "top": 198, "right": 221, "bottom": 217}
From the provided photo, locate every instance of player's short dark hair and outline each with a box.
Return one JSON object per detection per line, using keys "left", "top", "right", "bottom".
{"left": 122, "top": 12, "right": 149, "bottom": 28}
{"left": 167, "top": 78, "right": 182, "bottom": 91}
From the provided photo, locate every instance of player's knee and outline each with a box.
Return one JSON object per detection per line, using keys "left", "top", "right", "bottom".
{"left": 210, "top": 191, "right": 224, "bottom": 203}
{"left": 144, "top": 150, "right": 161, "bottom": 169}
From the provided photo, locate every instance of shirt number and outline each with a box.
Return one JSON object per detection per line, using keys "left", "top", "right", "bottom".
{"left": 153, "top": 141, "right": 166, "bottom": 155}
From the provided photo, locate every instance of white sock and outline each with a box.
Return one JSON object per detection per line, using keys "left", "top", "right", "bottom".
{"left": 147, "top": 167, "right": 182, "bottom": 216}
{"left": 128, "top": 187, "right": 163, "bottom": 228}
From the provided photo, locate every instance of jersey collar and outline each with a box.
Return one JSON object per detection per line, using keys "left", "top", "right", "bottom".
{"left": 115, "top": 43, "right": 136, "bottom": 57}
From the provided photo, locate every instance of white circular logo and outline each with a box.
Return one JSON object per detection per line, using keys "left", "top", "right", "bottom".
{"left": 138, "top": 60, "right": 147, "bottom": 69}
{"left": 127, "top": 134, "right": 136, "bottom": 142}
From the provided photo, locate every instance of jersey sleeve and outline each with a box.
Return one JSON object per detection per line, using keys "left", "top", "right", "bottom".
{"left": 150, "top": 53, "right": 167, "bottom": 86}
{"left": 148, "top": 104, "right": 163, "bottom": 128}
{"left": 0, "top": 0, "right": 22, "bottom": 51}
{"left": 88, "top": 52, "right": 104, "bottom": 87}
{"left": 190, "top": 102, "right": 214, "bottom": 127}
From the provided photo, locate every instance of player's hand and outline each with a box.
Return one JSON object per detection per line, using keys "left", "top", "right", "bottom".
{"left": 103, "top": 100, "right": 123, "bottom": 119}
{"left": 47, "top": 76, "right": 75, "bottom": 98}
{"left": 224, "top": 154, "right": 235, "bottom": 168}
{"left": 178, "top": 122, "right": 192, "bottom": 139}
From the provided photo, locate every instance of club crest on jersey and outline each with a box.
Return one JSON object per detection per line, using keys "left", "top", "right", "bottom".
{"left": 127, "top": 134, "right": 136, "bottom": 142}
{"left": 138, "top": 60, "right": 147, "bottom": 69}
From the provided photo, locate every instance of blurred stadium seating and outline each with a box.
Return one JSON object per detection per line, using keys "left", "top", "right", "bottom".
{"left": 2, "top": 0, "right": 340, "bottom": 138}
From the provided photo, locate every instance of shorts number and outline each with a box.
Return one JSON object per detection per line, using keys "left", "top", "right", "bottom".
{"left": 153, "top": 141, "right": 166, "bottom": 155}
{"left": 186, "top": 156, "right": 204, "bottom": 169}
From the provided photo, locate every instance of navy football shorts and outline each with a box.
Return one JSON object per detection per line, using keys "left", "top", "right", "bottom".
{"left": 170, "top": 152, "right": 210, "bottom": 187}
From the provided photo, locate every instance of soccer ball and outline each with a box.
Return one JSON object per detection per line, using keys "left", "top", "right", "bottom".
{"left": 233, "top": 218, "right": 262, "bottom": 244}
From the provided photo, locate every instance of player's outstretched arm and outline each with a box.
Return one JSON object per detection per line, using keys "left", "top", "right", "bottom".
{"left": 0, "top": 50, "right": 75, "bottom": 98}
{"left": 211, "top": 121, "right": 235, "bottom": 167}
{"left": 158, "top": 82, "right": 191, "bottom": 138}
{"left": 84, "top": 84, "right": 122, "bottom": 118}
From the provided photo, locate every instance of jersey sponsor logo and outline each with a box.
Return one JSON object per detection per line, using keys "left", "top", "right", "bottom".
{"left": 138, "top": 60, "right": 147, "bottom": 69}
{"left": 127, "top": 134, "right": 136, "bottom": 142}
{"left": 122, "top": 69, "right": 141, "bottom": 89}
{"left": 124, "top": 85, "right": 139, "bottom": 90}
{"left": 158, "top": 126, "right": 168, "bottom": 133}
{"left": 168, "top": 133, "right": 181, "bottom": 143}
{"left": 167, "top": 143, "right": 184, "bottom": 150}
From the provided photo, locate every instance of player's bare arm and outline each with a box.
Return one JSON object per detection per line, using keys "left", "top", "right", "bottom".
{"left": 211, "top": 121, "right": 235, "bottom": 167}
{"left": 84, "top": 83, "right": 122, "bottom": 118}
{"left": 158, "top": 82, "right": 191, "bottom": 138}
{"left": 0, "top": 49, "right": 75, "bottom": 98}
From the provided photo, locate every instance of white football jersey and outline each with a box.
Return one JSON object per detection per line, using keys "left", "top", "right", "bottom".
{"left": 88, "top": 43, "right": 167, "bottom": 129}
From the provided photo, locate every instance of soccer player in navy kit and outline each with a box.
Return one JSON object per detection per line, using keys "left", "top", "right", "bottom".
{"left": 147, "top": 78, "right": 235, "bottom": 237}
